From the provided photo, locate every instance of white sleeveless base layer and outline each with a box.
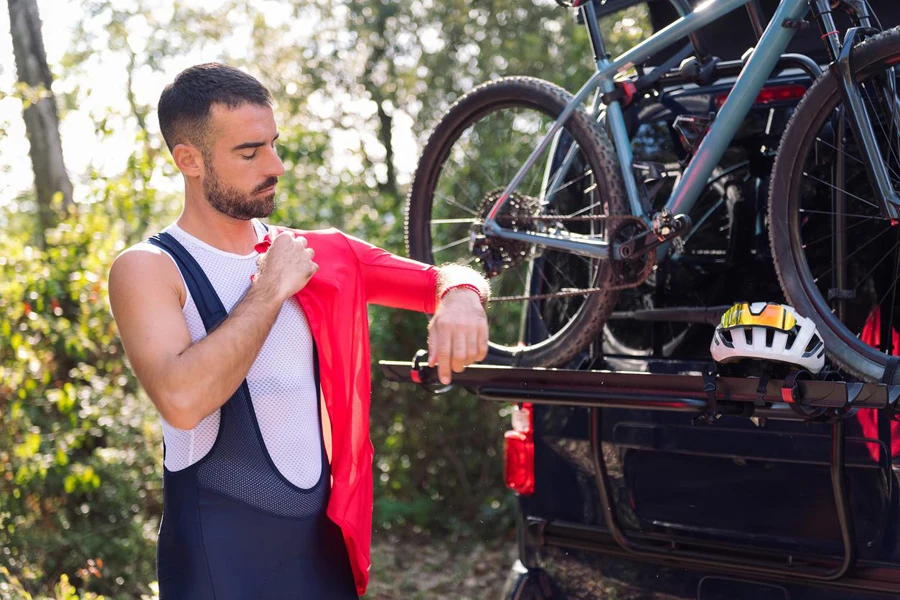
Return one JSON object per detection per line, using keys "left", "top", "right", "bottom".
{"left": 139, "top": 220, "right": 323, "bottom": 488}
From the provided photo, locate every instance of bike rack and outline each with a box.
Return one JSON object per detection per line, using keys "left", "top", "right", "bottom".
{"left": 380, "top": 355, "right": 900, "bottom": 583}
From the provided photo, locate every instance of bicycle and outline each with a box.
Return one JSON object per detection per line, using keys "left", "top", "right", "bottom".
{"left": 406, "top": 0, "right": 900, "bottom": 381}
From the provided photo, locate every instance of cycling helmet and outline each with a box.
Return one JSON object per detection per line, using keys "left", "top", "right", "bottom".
{"left": 710, "top": 302, "right": 825, "bottom": 373}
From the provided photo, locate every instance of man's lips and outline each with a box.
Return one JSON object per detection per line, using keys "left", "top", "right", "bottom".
{"left": 256, "top": 185, "right": 276, "bottom": 194}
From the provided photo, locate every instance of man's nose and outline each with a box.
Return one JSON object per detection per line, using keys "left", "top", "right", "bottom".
{"left": 267, "top": 147, "right": 285, "bottom": 177}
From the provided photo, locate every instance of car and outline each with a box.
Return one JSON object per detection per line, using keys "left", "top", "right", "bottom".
{"left": 492, "top": 1, "right": 900, "bottom": 598}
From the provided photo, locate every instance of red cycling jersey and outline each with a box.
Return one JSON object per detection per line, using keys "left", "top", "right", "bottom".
{"left": 255, "top": 226, "right": 438, "bottom": 595}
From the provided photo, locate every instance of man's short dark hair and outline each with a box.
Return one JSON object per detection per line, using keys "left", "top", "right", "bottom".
{"left": 158, "top": 63, "right": 272, "bottom": 153}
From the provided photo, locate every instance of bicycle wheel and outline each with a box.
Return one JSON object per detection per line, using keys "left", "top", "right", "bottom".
{"left": 406, "top": 76, "right": 629, "bottom": 367}
{"left": 770, "top": 27, "right": 900, "bottom": 381}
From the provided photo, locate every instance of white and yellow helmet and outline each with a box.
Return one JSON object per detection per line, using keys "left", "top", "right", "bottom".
{"left": 710, "top": 302, "right": 825, "bottom": 373}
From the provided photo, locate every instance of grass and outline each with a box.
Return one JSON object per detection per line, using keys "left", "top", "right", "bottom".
{"left": 366, "top": 529, "right": 518, "bottom": 599}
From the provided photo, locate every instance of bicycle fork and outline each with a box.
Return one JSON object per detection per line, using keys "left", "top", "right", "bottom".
{"left": 822, "top": 10, "right": 900, "bottom": 219}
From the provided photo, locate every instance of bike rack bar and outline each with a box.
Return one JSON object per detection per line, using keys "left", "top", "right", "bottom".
{"left": 653, "top": 52, "right": 823, "bottom": 88}
{"left": 379, "top": 359, "right": 900, "bottom": 414}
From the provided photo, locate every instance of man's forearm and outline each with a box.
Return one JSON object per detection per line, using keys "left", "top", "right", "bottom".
{"left": 163, "top": 281, "right": 283, "bottom": 428}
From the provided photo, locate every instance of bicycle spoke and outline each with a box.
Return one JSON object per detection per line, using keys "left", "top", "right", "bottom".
{"left": 816, "top": 135, "right": 865, "bottom": 166}
{"left": 435, "top": 192, "right": 479, "bottom": 217}
{"left": 566, "top": 200, "right": 606, "bottom": 219}
{"left": 815, "top": 129, "right": 900, "bottom": 186}
{"left": 540, "top": 255, "right": 589, "bottom": 296}
{"left": 860, "top": 84, "right": 900, "bottom": 183}
{"left": 431, "top": 218, "right": 478, "bottom": 225}
{"left": 802, "top": 217, "right": 882, "bottom": 248}
{"left": 547, "top": 168, "right": 594, "bottom": 205}
{"left": 799, "top": 208, "right": 890, "bottom": 221}
{"left": 851, "top": 237, "right": 900, "bottom": 296}
{"left": 433, "top": 236, "right": 471, "bottom": 254}
{"left": 814, "top": 223, "right": 895, "bottom": 283}
{"left": 803, "top": 171, "right": 881, "bottom": 210}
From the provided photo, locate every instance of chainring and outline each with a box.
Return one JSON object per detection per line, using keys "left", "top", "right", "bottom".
{"left": 610, "top": 217, "right": 655, "bottom": 290}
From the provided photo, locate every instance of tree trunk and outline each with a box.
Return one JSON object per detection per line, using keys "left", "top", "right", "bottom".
{"left": 7, "top": 0, "right": 74, "bottom": 232}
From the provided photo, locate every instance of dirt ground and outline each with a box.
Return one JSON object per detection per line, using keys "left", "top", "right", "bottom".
{"left": 366, "top": 530, "right": 519, "bottom": 599}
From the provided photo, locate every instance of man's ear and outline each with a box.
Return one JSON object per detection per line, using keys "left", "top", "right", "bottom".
{"left": 172, "top": 143, "right": 204, "bottom": 178}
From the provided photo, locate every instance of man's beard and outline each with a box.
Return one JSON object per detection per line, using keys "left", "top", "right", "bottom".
{"left": 203, "top": 163, "right": 277, "bottom": 220}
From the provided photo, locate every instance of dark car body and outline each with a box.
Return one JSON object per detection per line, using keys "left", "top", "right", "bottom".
{"left": 501, "top": 1, "right": 900, "bottom": 598}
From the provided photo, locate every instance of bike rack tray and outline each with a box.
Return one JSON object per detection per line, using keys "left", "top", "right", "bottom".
{"left": 380, "top": 356, "right": 900, "bottom": 583}
{"left": 379, "top": 358, "right": 900, "bottom": 415}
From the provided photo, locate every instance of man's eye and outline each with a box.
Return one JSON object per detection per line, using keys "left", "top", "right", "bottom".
{"left": 242, "top": 152, "right": 257, "bottom": 160}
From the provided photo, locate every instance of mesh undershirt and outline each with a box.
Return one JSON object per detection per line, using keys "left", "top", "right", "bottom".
{"left": 141, "top": 219, "right": 323, "bottom": 489}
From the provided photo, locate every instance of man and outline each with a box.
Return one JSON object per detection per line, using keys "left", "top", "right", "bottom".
{"left": 108, "top": 63, "right": 489, "bottom": 599}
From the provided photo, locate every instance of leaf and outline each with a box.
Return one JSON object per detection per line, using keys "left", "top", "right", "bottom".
{"left": 14, "top": 432, "right": 41, "bottom": 458}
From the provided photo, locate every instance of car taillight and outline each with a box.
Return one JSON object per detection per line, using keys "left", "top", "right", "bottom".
{"left": 504, "top": 403, "right": 534, "bottom": 496}
{"left": 715, "top": 83, "right": 807, "bottom": 109}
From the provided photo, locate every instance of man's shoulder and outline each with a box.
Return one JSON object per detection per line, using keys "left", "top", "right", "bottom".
{"left": 112, "top": 239, "right": 174, "bottom": 269}
{"left": 109, "top": 240, "right": 185, "bottom": 301}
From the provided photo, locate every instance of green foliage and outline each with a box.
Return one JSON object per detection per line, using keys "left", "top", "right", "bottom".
{"left": 0, "top": 197, "right": 170, "bottom": 598}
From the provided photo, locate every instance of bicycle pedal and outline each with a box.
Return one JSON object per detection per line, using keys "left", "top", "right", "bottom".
{"left": 651, "top": 210, "right": 692, "bottom": 242}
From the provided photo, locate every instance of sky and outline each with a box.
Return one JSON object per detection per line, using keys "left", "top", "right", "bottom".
{"left": 0, "top": 0, "right": 419, "bottom": 209}
{"left": 0, "top": 0, "right": 188, "bottom": 207}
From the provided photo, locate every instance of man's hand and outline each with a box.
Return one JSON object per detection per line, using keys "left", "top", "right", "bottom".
{"left": 255, "top": 231, "right": 318, "bottom": 301}
{"left": 427, "top": 288, "right": 489, "bottom": 385}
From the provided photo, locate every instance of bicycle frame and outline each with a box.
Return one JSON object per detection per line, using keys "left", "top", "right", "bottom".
{"left": 480, "top": 0, "right": 897, "bottom": 260}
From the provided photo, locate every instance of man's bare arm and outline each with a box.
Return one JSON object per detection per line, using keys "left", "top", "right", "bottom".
{"left": 108, "top": 232, "right": 316, "bottom": 429}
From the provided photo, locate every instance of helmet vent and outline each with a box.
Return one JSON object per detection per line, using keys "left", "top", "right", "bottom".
{"left": 720, "top": 329, "right": 734, "bottom": 348}
{"left": 805, "top": 334, "right": 822, "bottom": 354}
{"left": 744, "top": 328, "right": 753, "bottom": 346}
{"left": 765, "top": 328, "right": 775, "bottom": 347}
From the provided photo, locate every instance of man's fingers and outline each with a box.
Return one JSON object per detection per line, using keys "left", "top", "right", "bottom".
{"left": 437, "top": 330, "right": 453, "bottom": 384}
{"left": 427, "top": 323, "right": 437, "bottom": 367}
{"left": 452, "top": 332, "right": 468, "bottom": 373}
{"left": 466, "top": 332, "right": 480, "bottom": 365}
{"left": 477, "top": 319, "right": 489, "bottom": 361}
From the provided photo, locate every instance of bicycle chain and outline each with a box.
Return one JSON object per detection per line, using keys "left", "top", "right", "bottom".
{"left": 487, "top": 215, "right": 655, "bottom": 302}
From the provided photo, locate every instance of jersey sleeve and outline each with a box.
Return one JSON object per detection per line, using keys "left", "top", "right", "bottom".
{"left": 341, "top": 233, "right": 439, "bottom": 313}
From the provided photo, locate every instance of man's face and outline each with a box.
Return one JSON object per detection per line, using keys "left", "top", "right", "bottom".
{"left": 201, "top": 103, "right": 285, "bottom": 220}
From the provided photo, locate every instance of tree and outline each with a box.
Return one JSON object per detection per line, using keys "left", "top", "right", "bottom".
{"left": 7, "top": 0, "right": 73, "bottom": 233}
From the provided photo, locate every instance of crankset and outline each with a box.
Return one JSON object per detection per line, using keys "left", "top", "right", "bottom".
{"left": 618, "top": 209, "right": 692, "bottom": 260}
